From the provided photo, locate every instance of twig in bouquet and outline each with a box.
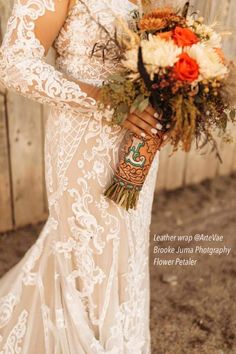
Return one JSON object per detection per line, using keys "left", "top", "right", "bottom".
{"left": 91, "top": 32, "right": 122, "bottom": 63}
{"left": 182, "top": 1, "right": 190, "bottom": 18}
{"left": 137, "top": 46, "right": 168, "bottom": 130}
{"left": 197, "top": 131, "right": 223, "bottom": 163}
{"left": 137, "top": 47, "right": 152, "bottom": 91}
{"left": 129, "top": 9, "right": 141, "bottom": 33}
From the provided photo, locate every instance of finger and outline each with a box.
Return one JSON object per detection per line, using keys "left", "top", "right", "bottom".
{"left": 129, "top": 114, "right": 164, "bottom": 140}
{"left": 133, "top": 111, "right": 158, "bottom": 130}
{"left": 145, "top": 106, "right": 163, "bottom": 121}
{"left": 123, "top": 119, "right": 147, "bottom": 138}
{"left": 124, "top": 119, "right": 169, "bottom": 148}
{"left": 145, "top": 105, "right": 156, "bottom": 116}
{"left": 127, "top": 114, "right": 157, "bottom": 136}
{"left": 136, "top": 108, "right": 165, "bottom": 131}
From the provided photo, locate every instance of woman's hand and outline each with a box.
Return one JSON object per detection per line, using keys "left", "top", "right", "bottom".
{"left": 121, "top": 105, "right": 170, "bottom": 148}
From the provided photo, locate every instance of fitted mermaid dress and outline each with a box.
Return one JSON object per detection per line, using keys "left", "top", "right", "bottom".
{"left": 0, "top": 1, "right": 160, "bottom": 353}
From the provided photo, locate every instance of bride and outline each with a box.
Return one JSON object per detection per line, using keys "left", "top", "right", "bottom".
{"left": 0, "top": 0, "right": 169, "bottom": 352}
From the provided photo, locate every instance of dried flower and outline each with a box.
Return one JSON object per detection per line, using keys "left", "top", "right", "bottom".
{"left": 143, "top": 7, "right": 176, "bottom": 20}
{"left": 139, "top": 7, "right": 181, "bottom": 31}
{"left": 139, "top": 17, "right": 168, "bottom": 31}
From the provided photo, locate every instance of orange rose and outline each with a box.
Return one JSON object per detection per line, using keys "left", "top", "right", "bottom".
{"left": 173, "top": 26, "right": 199, "bottom": 47}
{"left": 173, "top": 53, "right": 199, "bottom": 82}
{"left": 156, "top": 31, "right": 173, "bottom": 41}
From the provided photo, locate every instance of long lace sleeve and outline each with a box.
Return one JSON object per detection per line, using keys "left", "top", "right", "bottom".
{"left": 0, "top": 0, "right": 98, "bottom": 114}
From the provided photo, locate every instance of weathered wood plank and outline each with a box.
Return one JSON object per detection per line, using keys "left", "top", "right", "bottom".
{"left": 0, "top": 9, "right": 13, "bottom": 232}
{"left": 233, "top": 144, "right": 236, "bottom": 171}
{"left": 0, "top": 84, "right": 6, "bottom": 95}
{"left": 222, "top": 0, "right": 236, "bottom": 59}
{"left": 165, "top": 149, "right": 187, "bottom": 191}
{"left": 219, "top": 0, "right": 236, "bottom": 175}
{"left": 7, "top": 93, "right": 47, "bottom": 227}
{"left": 185, "top": 146, "right": 219, "bottom": 185}
{"left": 0, "top": 0, "right": 48, "bottom": 227}
{"left": 0, "top": 0, "right": 13, "bottom": 29}
{"left": 156, "top": 145, "right": 186, "bottom": 191}
{"left": 156, "top": 145, "right": 170, "bottom": 191}
{"left": 0, "top": 94, "right": 13, "bottom": 232}
{"left": 217, "top": 122, "right": 236, "bottom": 176}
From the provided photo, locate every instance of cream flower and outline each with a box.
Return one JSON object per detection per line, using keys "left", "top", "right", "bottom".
{"left": 186, "top": 16, "right": 222, "bottom": 48}
{"left": 207, "top": 30, "right": 222, "bottom": 48}
{"left": 122, "top": 47, "right": 139, "bottom": 72}
{"left": 186, "top": 15, "right": 195, "bottom": 27}
{"left": 142, "top": 35, "right": 182, "bottom": 68}
{"left": 122, "top": 35, "right": 182, "bottom": 74}
{"left": 186, "top": 43, "right": 228, "bottom": 80}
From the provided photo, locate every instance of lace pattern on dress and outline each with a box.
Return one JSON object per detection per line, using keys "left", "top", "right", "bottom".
{"left": 0, "top": 1, "right": 159, "bottom": 353}
{"left": 0, "top": 0, "right": 97, "bottom": 114}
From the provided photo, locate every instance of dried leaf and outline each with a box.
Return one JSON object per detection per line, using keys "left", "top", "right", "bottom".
{"left": 138, "top": 97, "right": 149, "bottom": 112}
{"left": 109, "top": 74, "right": 126, "bottom": 83}
{"left": 230, "top": 109, "right": 236, "bottom": 120}
{"left": 110, "top": 83, "right": 123, "bottom": 93}
{"left": 115, "top": 112, "right": 128, "bottom": 125}
{"left": 116, "top": 102, "right": 129, "bottom": 114}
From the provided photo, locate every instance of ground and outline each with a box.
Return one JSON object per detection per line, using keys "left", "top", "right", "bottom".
{"left": 0, "top": 173, "right": 236, "bottom": 354}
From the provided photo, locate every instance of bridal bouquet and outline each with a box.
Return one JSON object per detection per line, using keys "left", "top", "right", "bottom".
{"left": 98, "top": 2, "right": 236, "bottom": 211}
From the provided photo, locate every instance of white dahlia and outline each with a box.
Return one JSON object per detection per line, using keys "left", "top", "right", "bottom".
{"left": 186, "top": 43, "right": 229, "bottom": 80}
{"left": 207, "top": 30, "right": 222, "bottom": 48}
{"left": 141, "top": 35, "right": 182, "bottom": 68}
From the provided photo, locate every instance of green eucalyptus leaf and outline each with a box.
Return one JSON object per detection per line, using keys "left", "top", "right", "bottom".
{"left": 115, "top": 112, "right": 128, "bottom": 125}
{"left": 134, "top": 94, "right": 145, "bottom": 105}
{"left": 138, "top": 98, "right": 149, "bottom": 112}
{"left": 116, "top": 102, "right": 129, "bottom": 114}
{"left": 130, "top": 101, "right": 139, "bottom": 113}
{"left": 230, "top": 109, "right": 236, "bottom": 120}
{"left": 222, "top": 117, "right": 227, "bottom": 130}
{"left": 221, "top": 112, "right": 228, "bottom": 131}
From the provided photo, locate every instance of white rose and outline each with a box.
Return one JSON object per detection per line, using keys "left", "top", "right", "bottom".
{"left": 186, "top": 43, "right": 228, "bottom": 80}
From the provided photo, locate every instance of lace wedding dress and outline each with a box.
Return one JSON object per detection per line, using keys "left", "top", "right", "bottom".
{"left": 0, "top": 0, "right": 160, "bottom": 353}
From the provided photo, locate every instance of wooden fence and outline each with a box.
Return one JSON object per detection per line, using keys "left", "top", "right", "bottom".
{"left": 0, "top": 0, "right": 236, "bottom": 232}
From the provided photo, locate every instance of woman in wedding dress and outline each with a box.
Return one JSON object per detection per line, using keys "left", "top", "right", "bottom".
{"left": 0, "top": 0, "right": 168, "bottom": 353}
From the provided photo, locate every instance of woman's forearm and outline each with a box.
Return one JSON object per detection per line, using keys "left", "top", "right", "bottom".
{"left": 0, "top": 50, "right": 101, "bottom": 114}
{"left": 0, "top": 0, "right": 102, "bottom": 115}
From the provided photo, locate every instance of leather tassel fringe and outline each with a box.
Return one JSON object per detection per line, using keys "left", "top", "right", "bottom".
{"left": 104, "top": 176, "right": 141, "bottom": 211}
